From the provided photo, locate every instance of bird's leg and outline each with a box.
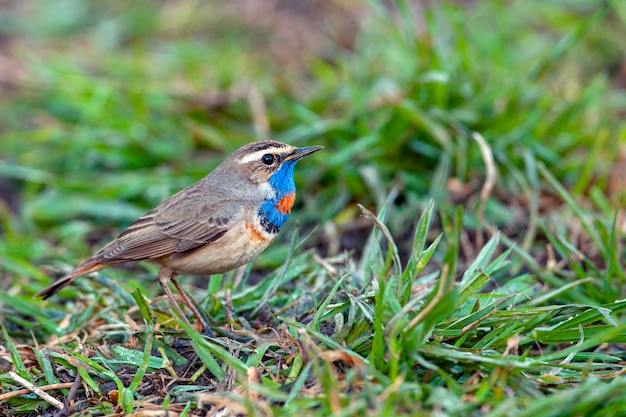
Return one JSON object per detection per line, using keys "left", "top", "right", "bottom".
{"left": 171, "top": 275, "right": 214, "bottom": 337}
{"left": 157, "top": 266, "right": 193, "bottom": 329}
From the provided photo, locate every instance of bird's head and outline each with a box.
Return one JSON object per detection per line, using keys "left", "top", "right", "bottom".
{"left": 231, "top": 140, "right": 322, "bottom": 194}
{"left": 231, "top": 140, "right": 322, "bottom": 187}
{"left": 226, "top": 140, "right": 322, "bottom": 228}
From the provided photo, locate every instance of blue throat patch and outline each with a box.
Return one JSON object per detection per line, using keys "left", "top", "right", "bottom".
{"left": 258, "top": 160, "right": 298, "bottom": 230}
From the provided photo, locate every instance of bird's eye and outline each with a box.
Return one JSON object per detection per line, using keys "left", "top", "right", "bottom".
{"left": 261, "top": 154, "right": 275, "bottom": 165}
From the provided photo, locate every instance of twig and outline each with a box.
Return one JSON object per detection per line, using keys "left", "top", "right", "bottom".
{"left": 472, "top": 132, "right": 497, "bottom": 248}
{"left": 358, "top": 204, "right": 402, "bottom": 277}
{"left": 65, "top": 372, "right": 82, "bottom": 406}
{"left": 406, "top": 264, "right": 449, "bottom": 331}
{"left": 232, "top": 264, "right": 247, "bottom": 290}
{"left": 312, "top": 253, "right": 338, "bottom": 276}
{"left": 247, "top": 366, "right": 260, "bottom": 401}
{"left": 0, "top": 383, "right": 74, "bottom": 402}
{"left": 4, "top": 373, "right": 67, "bottom": 410}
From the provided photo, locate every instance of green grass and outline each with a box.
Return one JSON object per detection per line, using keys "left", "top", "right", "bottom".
{"left": 2, "top": 0, "right": 626, "bottom": 415}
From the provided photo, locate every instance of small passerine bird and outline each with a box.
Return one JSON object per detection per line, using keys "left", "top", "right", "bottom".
{"left": 36, "top": 140, "right": 322, "bottom": 330}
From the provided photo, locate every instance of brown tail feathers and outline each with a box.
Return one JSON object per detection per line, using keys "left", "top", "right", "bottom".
{"left": 35, "top": 261, "right": 106, "bottom": 299}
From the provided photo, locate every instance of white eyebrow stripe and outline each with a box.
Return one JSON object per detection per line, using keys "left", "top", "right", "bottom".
{"left": 237, "top": 147, "right": 291, "bottom": 164}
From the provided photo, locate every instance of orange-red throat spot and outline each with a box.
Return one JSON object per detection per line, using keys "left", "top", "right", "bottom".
{"left": 276, "top": 192, "right": 296, "bottom": 215}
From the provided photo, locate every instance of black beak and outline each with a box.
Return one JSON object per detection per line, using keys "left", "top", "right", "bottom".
{"left": 284, "top": 145, "right": 324, "bottom": 161}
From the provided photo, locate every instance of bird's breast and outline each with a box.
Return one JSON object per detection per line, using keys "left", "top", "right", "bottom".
{"left": 258, "top": 190, "right": 296, "bottom": 231}
{"left": 160, "top": 207, "right": 276, "bottom": 275}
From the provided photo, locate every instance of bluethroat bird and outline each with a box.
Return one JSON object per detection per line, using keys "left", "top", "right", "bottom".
{"left": 36, "top": 140, "right": 323, "bottom": 331}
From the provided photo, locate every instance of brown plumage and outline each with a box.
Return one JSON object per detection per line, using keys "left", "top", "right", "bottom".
{"left": 36, "top": 140, "right": 323, "bottom": 331}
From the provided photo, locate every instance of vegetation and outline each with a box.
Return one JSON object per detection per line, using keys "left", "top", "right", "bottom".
{"left": 2, "top": 0, "right": 626, "bottom": 415}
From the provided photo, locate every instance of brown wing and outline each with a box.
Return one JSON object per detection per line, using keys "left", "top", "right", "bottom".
{"left": 91, "top": 184, "right": 241, "bottom": 264}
